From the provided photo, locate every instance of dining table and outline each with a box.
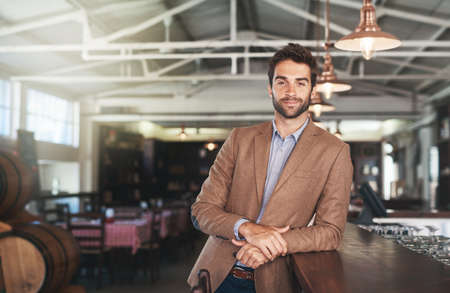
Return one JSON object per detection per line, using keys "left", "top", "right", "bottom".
{"left": 64, "top": 218, "right": 150, "bottom": 254}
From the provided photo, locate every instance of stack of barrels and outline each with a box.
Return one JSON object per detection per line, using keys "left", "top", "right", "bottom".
{"left": 0, "top": 151, "right": 84, "bottom": 293}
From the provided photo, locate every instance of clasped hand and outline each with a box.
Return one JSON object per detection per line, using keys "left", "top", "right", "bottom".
{"left": 231, "top": 222, "right": 289, "bottom": 269}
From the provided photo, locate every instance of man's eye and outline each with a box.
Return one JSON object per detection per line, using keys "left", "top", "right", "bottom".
{"left": 298, "top": 82, "right": 306, "bottom": 87}
{"left": 277, "top": 81, "right": 285, "bottom": 85}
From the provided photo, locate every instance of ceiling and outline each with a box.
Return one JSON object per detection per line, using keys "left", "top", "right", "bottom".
{"left": 0, "top": 0, "right": 449, "bottom": 129}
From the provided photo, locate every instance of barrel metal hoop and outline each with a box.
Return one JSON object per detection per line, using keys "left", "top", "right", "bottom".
{"left": 30, "top": 224, "right": 70, "bottom": 292}
{"left": 0, "top": 153, "right": 22, "bottom": 219}
{"left": 0, "top": 158, "right": 9, "bottom": 206}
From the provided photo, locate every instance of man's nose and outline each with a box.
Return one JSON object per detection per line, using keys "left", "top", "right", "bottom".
{"left": 286, "top": 83, "right": 296, "bottom": 96}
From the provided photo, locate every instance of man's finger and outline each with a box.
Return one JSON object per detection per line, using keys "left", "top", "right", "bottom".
{"left": 257, "top": 244, "right": 273, "bottom": 260}
{"left": 236, "top": 246, "right": 247, "bottom": 260}
{"left": 268, "top": 238, "right": 283, "bottom": 259}
{"left": 272, "top": 231, "right": 288, "bottom": 255}
{"left": 232, "top": 239, "right": 246, "bottom": 247}
{"left": 273, "top": 225, "right": 290, "bottom": 234}
{"left": 241, "top": 250, "right": 252, "bottom": 265}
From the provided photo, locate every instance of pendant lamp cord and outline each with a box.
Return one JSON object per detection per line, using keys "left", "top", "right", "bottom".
{"left": 325, "top": 0, "right": 331, "bottom": 50}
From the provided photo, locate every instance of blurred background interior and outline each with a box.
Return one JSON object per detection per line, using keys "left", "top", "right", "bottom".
{"left": 0, "top": 0, "right": 449, "bottom": 292}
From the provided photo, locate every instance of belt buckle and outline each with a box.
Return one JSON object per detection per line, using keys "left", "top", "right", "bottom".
{"left": 231, "top": 267, "right": 254, "bottom": 281}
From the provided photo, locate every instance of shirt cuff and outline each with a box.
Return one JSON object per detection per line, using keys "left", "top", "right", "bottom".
{"left": 234, "top": 218, "right": 250, "bottom": 240}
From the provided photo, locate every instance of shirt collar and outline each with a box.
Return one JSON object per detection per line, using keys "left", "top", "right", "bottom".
{"left": 272, "top": 117, "right": 309, "bottom": 142}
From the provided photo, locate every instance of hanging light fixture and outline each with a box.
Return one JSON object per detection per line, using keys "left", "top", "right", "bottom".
{"left": 204, "top": 140, "right": 218, "bottom": 151}
{"left": 178, "top": 125, "right": 187, "bottom": 140}
{"left": 334, "top": 0, "right": 401, "bottom": 60}
{"left": 316, "top": 0, "right": 351, "bottom": 99}
{"left": 308, "top": 91, "right": 335, "bottom": 118}
{"left": 316, "top": 49, "right": 352, "bottom": 99}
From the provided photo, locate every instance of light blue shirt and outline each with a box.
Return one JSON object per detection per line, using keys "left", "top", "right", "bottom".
{"left": 234, "top": 118, "right": 309, "bottom": 266}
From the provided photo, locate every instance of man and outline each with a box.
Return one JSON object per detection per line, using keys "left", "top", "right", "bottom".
{"left": 188, "top": 43, "right": 353, "bottom": 293}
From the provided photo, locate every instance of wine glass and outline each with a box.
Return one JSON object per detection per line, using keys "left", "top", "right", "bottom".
{"left": 425, "top": 225, "right": 439, "bottom": 242}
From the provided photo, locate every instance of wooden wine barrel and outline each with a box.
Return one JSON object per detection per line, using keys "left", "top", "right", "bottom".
{"left": 0, "top": 221, "right": 80, "bottom": 293}
{"left": 0, "top": 152, "right": 34, "bottom": 220}
{"left": 6, "top": 210, "right": 42, "bottom": 226}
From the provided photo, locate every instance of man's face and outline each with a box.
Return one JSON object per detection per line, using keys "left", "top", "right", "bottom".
{"left": 268, "top": 59, "right": 314, "bottom": 119}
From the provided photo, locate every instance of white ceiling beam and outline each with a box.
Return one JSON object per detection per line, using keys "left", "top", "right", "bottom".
{"left": 377, "top": 6, "right": 450, "bottom": 28}
{"left": 330, "top": 61, "right": 426, "bottom": 98}
{"left": 88, "top": 113, "right": 275, "bottom": 122}
{"left": 0, "top": 10, "right": 82, "bottom": 37}
{"left": 87, "top": 112, "right": 419, "bottom": 122}
{"left": 0, "top": 1, "right": 154, "bottom": 38}
{"left": 425, "top": 85, "right": 450, "bottom": 104}
{"left": 95, "top": 0, "right": 207, "bottom": 43}
{"left": 184, "top": 81, "right": 214, "bottom": 98}
{"left": 230, "top": 0, "right": 237, "bottom": 41}
{"left": 90, "top": 0, "right": 155, "bottom": 16}
{"left": 385, "top": 27, "right": 447, "bottom": 86}
{"left": 41, "top": 60, "right": 121, "bottom": 75}
{"left": 1, "top": 40, "right": 449, "bottom": 53}
{"left": 94, "top": 83, "right": 212, "bottom": 104}
{"left": 321, "top": 0, "right": 450, "bottom": 27}
{"left": 95, "top": 94, "right": 413, "bottom": 106}
{"left": 374, "top": 58, "right": 440, "bottom": 73}
{"left": 262, "top": 0, "right": 352, "bottom": 36}
{"left": 416, "top": 63, "right": 450, "bottom": 92}
{"left": 154, "top": 58, "right": 194, "bottom": 76}
{"left": 351, "top": 81, "right": 427, "bottom": 99}
{"left": 82, "top": 51, "right": 450, "bottom": 61}
{"left": 11, "top": 74, "right": 450, "bottom": 83}
{"left": 350, "top": 81, "right": 410, "bottom": 97}
{"left": 93, "top": 84, "right": 161, "bottom": 98}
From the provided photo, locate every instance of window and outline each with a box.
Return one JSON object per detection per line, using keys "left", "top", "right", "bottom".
{"left": 26, "top": 89, "right": 79, "bottom": 146}
{"left": 0, "top": 80, "right": 11, "bottom": 136}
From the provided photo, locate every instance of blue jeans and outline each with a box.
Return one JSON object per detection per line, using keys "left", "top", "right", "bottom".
{"left": 215, "top": 272, "right": 256, "bottom": 293}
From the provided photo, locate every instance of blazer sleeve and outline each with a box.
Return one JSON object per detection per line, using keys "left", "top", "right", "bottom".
{"left": 190, "top": 128, "right": 244, "bottom": 240}
{"left": 283, "top": 143, "right": 353, "bottom": 253}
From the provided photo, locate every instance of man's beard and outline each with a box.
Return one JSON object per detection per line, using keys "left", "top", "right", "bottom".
{"left": 271, "top": 91, "right": 312, "bottom": 119}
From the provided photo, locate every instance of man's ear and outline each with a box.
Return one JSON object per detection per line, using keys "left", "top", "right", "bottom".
{"left": 267, "top": 84, "right": 273, "bottom": 99}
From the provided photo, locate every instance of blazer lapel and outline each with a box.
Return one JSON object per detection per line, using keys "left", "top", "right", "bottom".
{"left": 254, "top": 122, "right": 272, "bottom": 205}
{"left": 273, "top": 122, "right": 318, "bottom": 194}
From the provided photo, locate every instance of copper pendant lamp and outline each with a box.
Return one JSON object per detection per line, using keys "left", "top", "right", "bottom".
{"left": 316, "top": 0, "right": 351, "bottom": 99}
{"left": 178, "top": 125, "right": 187, "bottom": 140}
{"left": 308, "top": 91, "right": 335, "bottom": 118}
{"left": 316, "top": 50, "right": 352, "bottom": 99}
{"left": 334, "top": 0, "right": 401, "bottom": 60}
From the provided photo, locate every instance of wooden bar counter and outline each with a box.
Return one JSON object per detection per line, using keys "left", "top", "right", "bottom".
{"left": 291, "top": 224, "right": 450, "bottom": 293}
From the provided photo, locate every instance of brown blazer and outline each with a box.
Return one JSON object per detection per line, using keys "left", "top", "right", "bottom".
{"left": 188, "top": 120, "right": 353, "bottom": 293}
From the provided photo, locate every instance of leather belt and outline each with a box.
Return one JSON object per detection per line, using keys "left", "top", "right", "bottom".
{"left": 230, "top": 266, "right": 254, "bottom": 281}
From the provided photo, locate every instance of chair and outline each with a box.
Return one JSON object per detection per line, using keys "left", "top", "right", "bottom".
{"left": 68, "top": 212, "right": 112, "bottom": 289}
{"left": 190, "top": 269, "right": 212, "bottom": 293}
{"left": 140, "top": 208, "right": 162, "bottom": 282}
{"left": 41, "top": 203, "right": 70, "bottom": 226}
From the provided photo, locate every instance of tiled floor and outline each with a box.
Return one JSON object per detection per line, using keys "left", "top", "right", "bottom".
{"left": 78, "top": 235, "right": 206, "bottom": 293}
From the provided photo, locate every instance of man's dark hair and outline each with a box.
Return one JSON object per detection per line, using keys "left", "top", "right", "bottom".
{"left": 268, "top": 43, "right": 317, "bottom": 88}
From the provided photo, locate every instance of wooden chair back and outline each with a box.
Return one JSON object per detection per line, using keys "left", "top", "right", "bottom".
{"left": 67, "top": 212, "right": 106, "bottom": 253}
{"left": 150, "top": 208, "right": 162, "bottom": 245}
{"left": 42, "top": 203, "right": 70, "bottom": 226}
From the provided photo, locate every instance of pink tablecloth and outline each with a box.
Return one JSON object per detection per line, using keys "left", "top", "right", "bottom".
{"left": 68, "top": 219, "right": 151, "bottom": 254}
